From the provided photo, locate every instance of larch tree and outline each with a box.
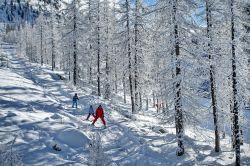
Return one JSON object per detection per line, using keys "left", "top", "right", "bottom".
{"left": 96, "top": 0, "right": 101, "bottom": 96}
{"left": 117, "top": 0, "right": 135, "bottom": 113}
{"left": 230, "top": 0, "right": 242, "bottom": 165}
{"left": 103, "top": 0, "right": 112, "bottom": 99}
{"left": 172, "top": 0, "right": 185, "bottom": 156}
{"left": 61, "top": 0, "right": 83, "bottom": 86}
{"left": 134, "top": 0, "right": 143, "bottom": 112}
{"left": 153, "top": 0, "right": 209, "bottom": 156}
{"left": 205, "top": 0, "right": 220, "bottom": 152}
{"left": 126, "top": 0, "right": 135, "bottom": 113}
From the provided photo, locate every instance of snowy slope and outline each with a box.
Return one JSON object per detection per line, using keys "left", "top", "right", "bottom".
{"left": 0, "top": 46, "right": 91, "bottom": 165}
{"left": 0, "top": 45, "right": 250, "bottom": 165}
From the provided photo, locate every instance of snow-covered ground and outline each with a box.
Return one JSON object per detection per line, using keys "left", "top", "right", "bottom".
{"left": 0, "top": 45, "right": 250, "bottom": 165}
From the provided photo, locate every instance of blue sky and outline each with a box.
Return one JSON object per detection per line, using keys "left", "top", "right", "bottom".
{"left": 140, "top": 0, "right": 205, "bottom": 27}
{"left": 144, "top": 0, "right": 157, "bottom": 5}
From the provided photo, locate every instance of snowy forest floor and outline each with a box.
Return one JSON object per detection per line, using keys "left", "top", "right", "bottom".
{"left": 0, "top": 44, "right": 250, "bottom": 166}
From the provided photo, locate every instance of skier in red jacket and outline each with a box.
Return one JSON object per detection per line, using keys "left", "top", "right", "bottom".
{"left": 92, "top": 105, "right": 106, "bottom": 128}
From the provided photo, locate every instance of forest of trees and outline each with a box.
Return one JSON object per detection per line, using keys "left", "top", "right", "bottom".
{"left": 1, "top": 0, "right": 249, "bottom": 165}
{"left": 0, "top": 0, "right": 38, "bottom": 25}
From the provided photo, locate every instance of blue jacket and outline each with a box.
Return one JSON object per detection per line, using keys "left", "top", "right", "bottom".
{"left": 73, "top": 95, "right": 79, "bottom": 102}
{"left": 89, "top": 106, "right": 94, "bottom": 114}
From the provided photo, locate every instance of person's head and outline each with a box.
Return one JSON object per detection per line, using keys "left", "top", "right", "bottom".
{"left": 90, "top": 105, "right": 92, "bottom": 108}
{"left": 75, "top": 93, "right": 77, "bottom": 96}
{"left": 99, "top": 105, "right": 102, "bottom": 108}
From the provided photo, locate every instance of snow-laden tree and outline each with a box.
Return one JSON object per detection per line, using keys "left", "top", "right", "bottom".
{"left": 102, "top": 0, "right": 112, "bottom": 99}
{"left": 204, "top": 0, "right": 220, "bottom": 152}
{"left": 34, "top": 13, "right": 46, "bottom": 65}
{"left": 61, "top": 0, "right": 84, "bottom": 85}
{"left": 17, "top": 24, "right": 27, "bottom": 57}
{"left": 151, "top": 0, "right": 208, "bottom": 156}
{"left": 133, "top": 0, "right": 143, "bottom": 112}
{"left": 196, "top": 0, "right": 250, "bottom": 163}
{"left": 228, "top": 0, "right": 250, "bottom": 164}
{"left": 108, "top": 1, "right": 121, "bottom": 96}
{"left": 84, "top": 0, "right": 95, "bottom": 84}
{"left": 116, "top": 0, "right": 135, "bottom": 113}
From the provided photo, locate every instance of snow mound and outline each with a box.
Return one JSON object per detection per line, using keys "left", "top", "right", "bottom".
{"left": 44, "top": 117, "right": 50, "bottom": 120}
{"left": 152, "top": 126, "right": 167, "bottom": 134}
{"left": 7, "top": 112, "right": 17, "bottom": 117}
{"left": 57, "top": 128, "right": 89, "bottom": 148}
{"left": 27, "top": 105, "right": 34, "bottom": 112}
{"left": 50, "top": 113, "right": 62, "bottom": 120}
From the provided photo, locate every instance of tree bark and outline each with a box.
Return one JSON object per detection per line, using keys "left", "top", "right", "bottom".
{"left": 88, "top": 0, "right": 92, "bottom": 84}
{"left": 157, "top": 98, "right": 159, "bottom": 113}
{"left": 146, "top": 97, "right": 149, "bottom": 110}
{"left": 40, "top": 22, "right": 43, "bottom": 65}
{"left": 51, "top": 6, "right": 55, "bottom": 71}
{"left": 230, "top": 0, "right": 240, "bottom": 165}
{"left": 51, "top": 31, "right": 55, "bottom": 70}
{"left": 73, "top": 0, "right": 77, "bottom": 86}
{"left": 115, "top": 65, "right": 118, "bottom": 94}
{"left": 97, "top": 1, "right": 101, "bottom": 96}
{"left": 134, "top": 0, "right": 142, "bottom": 112}
{"left": 153, "top": 92, "right": 155, "bottom": 107}
{"left": 206, "top": 0, "right": 220, "bottom": 152}
{"left": 125, "top": 0, "right": 135, "bottom": 113}
{"left": 123, "top": 72, "right": 126, "bottom": 103}
{"left": 139, "top": 92, "right": 142, "bottom": 110}
{"left": 173, "top": 0, "right": 184, "bottom": 156}
{"left": 104, "top": 0, "right": 111, "bottom": 99}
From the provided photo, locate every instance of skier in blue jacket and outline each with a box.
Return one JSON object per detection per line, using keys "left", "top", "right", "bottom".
{"left": 86, "top": 105, "right": 95, "bottom": 120}
{"left": 72, "top": 93, "right": 79, "bottom": 108}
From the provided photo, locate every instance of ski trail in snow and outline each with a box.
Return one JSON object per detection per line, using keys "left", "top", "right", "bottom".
{"left": 3, "top": 45, "right": 250, "bottom": 165}
{"left": 8, "top": 52, "right": 170, "bottom": 165}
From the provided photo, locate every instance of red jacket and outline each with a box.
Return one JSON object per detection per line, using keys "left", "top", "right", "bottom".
{"left": 96, "top": 106, "right": 104, "bottom": 117}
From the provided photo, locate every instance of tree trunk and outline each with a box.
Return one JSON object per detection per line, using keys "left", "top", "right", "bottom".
{"left": 230, "top": 98, "right": 235, "bottom": 148}
{"left": 230, "top": 0, "right": 240, "bottom": 165}
{"left": 173, "top": 0, "right": 184, "bottom": 156}
{"left": 139, "top": 92, "right": 142, "bottom": 110}
{"left": 88, "top": 0, "right": 92, "bottom": 84}
{"left": 89, "top": 66, "right": 92, "bottom": 84}
{"left": 73, "top": 0, "right": 77, "bottom": 86}
{"left": 206, "top": 0, "right": 220, "bottom": 152}
{"left": 164, "top": 81, "right": 169, "bottom": 112}
{"left": 40, "top": 23, "right": 43, "bottom": 65}
{"left": 51, "top": 7, "right": 55, "bottom": 71}
{"left": 134, "top": 0, "right": 142, "bottom": 112}
{"left": 115, "top": 66, "right": 118, "bottom": 94}
{"left": 157, "top": 98, "right": 159, "bottom": 113}
{"left": 51, "top": 32, "right": 55, "bottom": 70}
{"left": 104, "top": 50, "right": 111, "bottom": 99}
{"left": 123, "top": 72, "right": 126, "bottom": 103}
{"left": 125, "top": 0, "right": 135, "bottom": 113}
{"left": 104, "top": 1, "right": 111, "bottom": 99}
{"left": 160, "top": 83, "right": 164, "bottom": 112}
{"left": 97, "top": 1, "right": 101, "bottom": 96}
{"left": 210, "top": 65, "right": 220, "bottom": 152}
{"left": 153, "top": 92, "right": 155, "bottom": 107}
{"left": 146, "top": 97, "right": 149, "bottom": 110}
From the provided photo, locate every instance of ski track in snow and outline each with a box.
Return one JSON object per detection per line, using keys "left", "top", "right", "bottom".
{"left": 0, "top": 45, "right": 250, "bottom": 165}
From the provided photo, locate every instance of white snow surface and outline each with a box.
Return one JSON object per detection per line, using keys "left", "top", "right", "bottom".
{"left": 0, "top": 45, "right": 250, "bottom": 165}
